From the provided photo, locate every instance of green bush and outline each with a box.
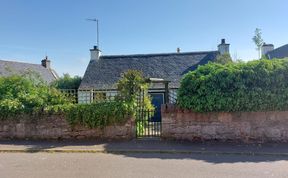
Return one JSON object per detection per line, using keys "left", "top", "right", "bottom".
{"left": 51, "top": 73, "right": 82, "bottom": 89}
{"left": 178, "top": 59, "right": 288, "bottom": 112}
{"left": 66, "top": 101, "right": 133, "bottom": 128}
{"left": 0, "top": 70, "right": 153, "bottom": 129}
{"left": 214, "top": 53, "right": 233, "bottom": 64}
{"left": 65, "top": 70, "right": 153, "bottom": 128}
{"left": 0, "top": 75, "right": 72, "bottom": 118}
{"left": 116, "top": 70, "right": 154, "bottom": 111}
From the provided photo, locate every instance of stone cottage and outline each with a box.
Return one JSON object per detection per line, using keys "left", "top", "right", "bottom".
{"left": 0, "top": 56, "right": 58, "bottom": 83}
{"left": 78, "top": 39, "right": 230, "bottom": 114}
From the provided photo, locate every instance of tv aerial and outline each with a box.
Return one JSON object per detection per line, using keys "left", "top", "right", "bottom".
{"left": 86, "top": 18, "right": 99, "bottom": 48}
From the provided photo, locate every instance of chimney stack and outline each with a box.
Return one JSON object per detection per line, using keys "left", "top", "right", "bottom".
{"left": 90, "top": 46, "right": 101, "bottom": 61}
{"left": 218, "top": 39, "right": 230, "bottom": 55}
{"left": 261, "top": 43, "right": 274, "bottom": 58}
{"left": 41, "top": 56, "right": 51, "bottom": 69}
{"left": 177, "top": 47, "right": 181, "bottom": 53}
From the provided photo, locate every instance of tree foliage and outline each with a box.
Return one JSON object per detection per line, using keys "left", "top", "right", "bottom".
{"left": 52, "top": 73, "right": 82, "bottom": 89}
{"left": 252, "top": 28, "right": 264, "bottom": 59}
{"left": 116, "top": 70, "right": 154, "bottom": 111}
{"left": 0, "top": 75, "right": 72, "bottom": 118}
{"left": 178, "top": 59, "right": 288, "bottom": 112}
{"left": 214, "top": 53, "right": 233, "bottom": 64}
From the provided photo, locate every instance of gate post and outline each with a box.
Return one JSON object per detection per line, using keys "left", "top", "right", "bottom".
{"left": 164, "top": 81, "right": 169, "bottom": 104}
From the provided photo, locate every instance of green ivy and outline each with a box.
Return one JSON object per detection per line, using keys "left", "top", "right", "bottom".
{"left": 178, "top": 58, "right": 288, "bottom": 112}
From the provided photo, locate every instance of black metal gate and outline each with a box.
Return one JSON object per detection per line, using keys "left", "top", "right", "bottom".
{"left": 136, "top": 90, "right": 162, "bottom": 138}
{"left": 136, "top": 109, "right": 161, "bottom": 138}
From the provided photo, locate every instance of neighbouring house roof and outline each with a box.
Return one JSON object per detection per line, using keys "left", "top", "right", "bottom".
{"left": 266, "top": 44, "right": 288, "bottom": 59}
{"left": 0, "top": 59, "right": 58, "bottom": 83}
{"left": 79, "top": 51, "right": 219, "bottom": 90}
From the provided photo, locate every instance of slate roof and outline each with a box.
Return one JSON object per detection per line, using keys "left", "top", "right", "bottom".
{"left": 0, "top": 59, "right": 58, "bottom": 83}
{"left": 79, "top": 51, "right": 219, "bottom": 90}
{"left": 266, "top": 44, "right": 288, "bottom": 59}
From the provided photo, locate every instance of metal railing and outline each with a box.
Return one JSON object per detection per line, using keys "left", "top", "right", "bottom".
{"left": 60, "top": 89, "right": 118, "bottom": 104}
{"left": 59, "top": 88, "right": 178, "bottom": 104}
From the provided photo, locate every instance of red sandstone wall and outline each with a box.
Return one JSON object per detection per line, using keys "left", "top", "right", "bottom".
{"left": 162, "top": 104, "right": 288, "bottom": 143}
{"left": 0, "top": 114, "right": 135, "bottom": 140}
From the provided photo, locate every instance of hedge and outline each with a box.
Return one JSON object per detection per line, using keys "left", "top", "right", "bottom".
{"left": 177, "top": 59, "right": 288, "bottom": 112}
{"left": 66, "top": 101, "right": 133, "bottom": 128}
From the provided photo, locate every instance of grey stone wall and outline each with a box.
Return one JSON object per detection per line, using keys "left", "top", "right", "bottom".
{"left": 0, "top": 114, "right": 135, "bottom": 140}
{"left": 162, "top": 104, "right": 288, "bottom": 143}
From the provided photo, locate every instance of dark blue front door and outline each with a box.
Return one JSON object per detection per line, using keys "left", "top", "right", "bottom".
{"left": 150, "top": 93, "right": 164, "bottom": 122}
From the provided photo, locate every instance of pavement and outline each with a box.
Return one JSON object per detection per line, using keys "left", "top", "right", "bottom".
{"left": 1, "top": 139, "right": 288, "bottom": 156}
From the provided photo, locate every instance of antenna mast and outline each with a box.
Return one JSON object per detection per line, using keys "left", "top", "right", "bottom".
{"left": 86, "top": 18, "right": 99, "bottom": 48}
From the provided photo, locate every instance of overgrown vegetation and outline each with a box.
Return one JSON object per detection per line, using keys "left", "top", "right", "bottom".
{"left": 0, "top": 70, "right": 153, "bottom": 129}
{"left": 65, "top": 70, "right": 153, "bottom": 129}
{"left": 0, "top": 75, "right": 72, "bottom": 118}
{"left": 178, "top": 59, "right": 288, "bottom": 112}
{"left": 66, "top": 101, "right": 133, "bottom": 128}
{"left": 116, "top": 70, "right": 154, "bottom": 134}
{"left": 116, "top": 70, "right": 154, "bottom": 111}
{"left": 51, "top": 73, "right": 82, "bottom": 89}
{"left": 214, "top": 53, "right": 233, "bottom": 64}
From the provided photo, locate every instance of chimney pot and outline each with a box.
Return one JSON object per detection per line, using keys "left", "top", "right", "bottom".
{"left": 90, "top": 46, "right": 101, "bottom": 61}
{"left": 261, "top": 43, "right": 274, "bottom": 58}
{"left": 218, "top": 38, "right": 230, "bottom": 55}
{"left": 41, "top": 56, "right": 51, "bottom": 69}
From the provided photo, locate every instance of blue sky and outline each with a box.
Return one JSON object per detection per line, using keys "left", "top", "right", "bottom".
{"left": 1, "top": 0, "right": 288, "bottom": 76}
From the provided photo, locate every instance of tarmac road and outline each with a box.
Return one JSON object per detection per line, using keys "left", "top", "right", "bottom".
{"left": 0, "top": 152, "right": 288, "bottom": 178}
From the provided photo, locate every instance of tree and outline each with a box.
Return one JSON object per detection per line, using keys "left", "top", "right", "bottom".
{"left": 215, "top": 53, "right": 233, "bottom": 64}
{"left": 116, "top": 70, "right": 153, "bottom": 110}
{"left": 252, "top": 28, "right": 264, "bottom": 59}
{"left": 51, "top": 74, "right": 82, "bottom": 89}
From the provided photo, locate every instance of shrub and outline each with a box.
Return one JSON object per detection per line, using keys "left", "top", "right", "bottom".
{"left": 0, "top": 99, "right": 23, "bottom": 117}
{"left": 116, "top": 70, "right": 154, "bottom": 111}
{"left": 214, "top": 53, "right": 233, "bottom": 64}
{"left": 66, "top": 101, "right": 133, "bottom": 128}
{"left": 178, "top": 59, "right": 288, "bottom": 112}
{"left": 66, "top": 70, "right": 154, "bottom": 129}
{"left": 0, "top": 70, "right": 153, "bottom": 129}
{"left": 51, "top": 73, "right": 82, "bottom": 89}
{"left": 0, "top": 75, "right": 72, "bottom": 118}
